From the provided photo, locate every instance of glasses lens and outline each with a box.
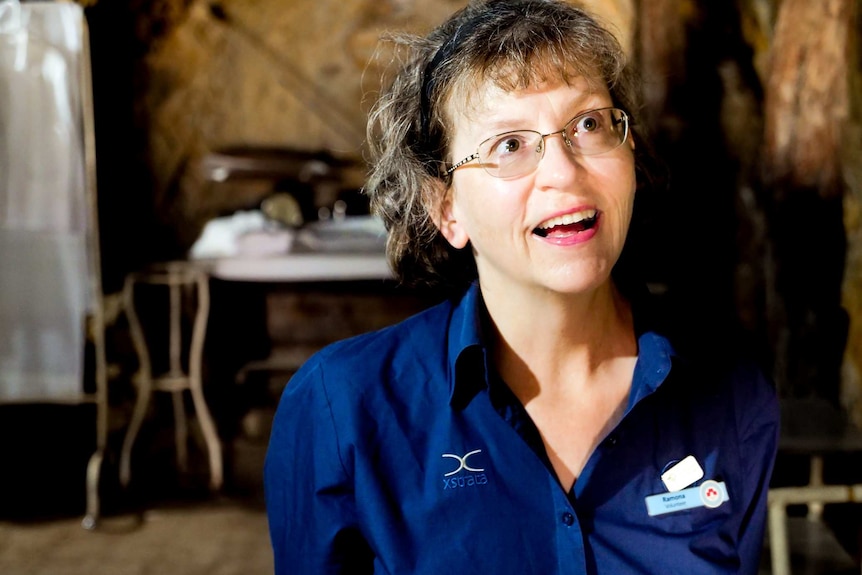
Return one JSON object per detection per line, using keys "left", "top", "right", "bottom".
{"left": 566, "top": 108, "right": 628, "bottom": 156}
{"left": 478, "top": 131, "right": 543, "bottom": 178}
{"left": 471, "top": 108, "right": 629, "bottom": 179}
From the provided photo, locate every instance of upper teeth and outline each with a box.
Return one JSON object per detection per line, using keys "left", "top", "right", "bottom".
{"left": 538, "top": 209, "right": 597, "bottom": 229}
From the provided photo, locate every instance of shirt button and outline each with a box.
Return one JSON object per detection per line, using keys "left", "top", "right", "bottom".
{"left": 604, "top": 434, "right": 619, "bottom": 448}
{"left": 562, "top": 512, "right": 575, "bottom": 526}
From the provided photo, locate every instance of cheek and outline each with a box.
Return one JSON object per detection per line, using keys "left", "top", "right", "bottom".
{"left": 455, "top": 177, "right": 524, "bottom": 231}
{"left": 621, "top": 179, "right": 637, "bottom": 227}
{"left": 601, "top": 164, "right": 637, "bottom": 237}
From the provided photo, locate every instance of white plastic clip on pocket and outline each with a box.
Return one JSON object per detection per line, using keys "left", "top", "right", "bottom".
{"left": 661, "top": 455, "right": 704, "bottom": 492}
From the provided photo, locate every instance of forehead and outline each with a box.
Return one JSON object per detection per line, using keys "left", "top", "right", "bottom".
{"left": 444, "top": 73, "right": 609, "bottom": 129}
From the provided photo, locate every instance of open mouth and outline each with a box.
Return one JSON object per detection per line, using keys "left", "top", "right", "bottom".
{"left": 533, "top": 209, "right": 599, "bottom": 238}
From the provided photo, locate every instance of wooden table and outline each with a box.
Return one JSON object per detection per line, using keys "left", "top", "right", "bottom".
{"left": 202, "top": 252, "right": 393, "bottom": 283}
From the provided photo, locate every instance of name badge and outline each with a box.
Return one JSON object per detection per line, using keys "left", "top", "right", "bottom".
{"left": 645, "top": 480, "right": 729, "bottom": 517}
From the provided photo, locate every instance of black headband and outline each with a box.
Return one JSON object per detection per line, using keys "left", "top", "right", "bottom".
{"left": 416, "top": 10, "right": 492, "bottom": 170}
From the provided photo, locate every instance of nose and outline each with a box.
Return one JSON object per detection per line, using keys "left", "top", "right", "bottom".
{"left": 535, "top": 131, "right": 580, "bottom": 186}
{"left": 539, "top": 129, "right": 572, "bottom": 153}
{"left": 553, "top": 127, "right": 573, "bottom": 149}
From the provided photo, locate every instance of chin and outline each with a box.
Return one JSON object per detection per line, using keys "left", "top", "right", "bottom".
{"left": 539, "top": 272, "right": 613, "bottom": 296}
{"left": 538, "top": 258, "right": 615, "bottom": 291}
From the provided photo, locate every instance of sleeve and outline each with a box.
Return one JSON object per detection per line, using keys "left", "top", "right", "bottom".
{"left": 264, "top": 359, "right": 374, "bottom": 575}
{"left": 733, "top": 363, "right": 781, "bottom": 575}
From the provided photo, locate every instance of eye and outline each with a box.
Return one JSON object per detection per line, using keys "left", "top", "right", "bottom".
{"left": 575, "top": 113, "right": 602, "bottom": 134}
{"left": 480, "top": 132, "right": 537, "bottom": 162}
{"left": 479, "top": 130, "right": 540, "bottom": 172}
{"left": 494, "top": 136, "right": 524, "bottom": 156}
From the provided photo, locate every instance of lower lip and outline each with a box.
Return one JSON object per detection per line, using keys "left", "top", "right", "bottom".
{"left": 535, "top": 215, "right": 601, "bottom": 246}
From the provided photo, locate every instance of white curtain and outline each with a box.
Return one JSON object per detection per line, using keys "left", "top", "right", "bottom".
{"left": 0, "top": 1, "right": 91, "bottom": 401}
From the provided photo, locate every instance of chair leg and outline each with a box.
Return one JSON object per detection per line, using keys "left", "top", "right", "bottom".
{"left": 189, "top": 272, "right": 222, "bottom": 491}
{"left": 120, "top": 376, "right": 152, "bottom": 487}
{"left": 768, "top": 499, "right": 791, "bottom": 575}
{"left": 188, "top": 377, "right": 223, "bottom": 490}
{"left": 806, "top": 455, "right": 824, "bottom": 520}
{"left": 81, "top": 449, "right": 104, "bottom": 530}
{"left": 172, "top": 389, "right": 189, "bottom": 472}
{"left": 120, "top": 276, "right": 153, "bottom": 488}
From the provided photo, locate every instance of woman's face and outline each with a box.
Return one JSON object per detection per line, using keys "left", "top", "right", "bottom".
{"left": 436, "top": 76, "right": 637, "bottom": 298}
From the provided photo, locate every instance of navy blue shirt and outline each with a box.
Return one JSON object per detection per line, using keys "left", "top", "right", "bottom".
{"left": 265, "top": 283, "right": 779, "bottom": 574}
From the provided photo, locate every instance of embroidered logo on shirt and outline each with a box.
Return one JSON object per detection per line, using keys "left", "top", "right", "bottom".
{"left": 442, "top": 450, "right": 484, "bottom": 476}
{"left": 441, "top": 449, "right": 489, "bottom": 490}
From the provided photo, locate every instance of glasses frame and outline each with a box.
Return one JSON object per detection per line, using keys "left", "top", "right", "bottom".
{"left": 446, "top": 107, "right": 629, "bottom": 179}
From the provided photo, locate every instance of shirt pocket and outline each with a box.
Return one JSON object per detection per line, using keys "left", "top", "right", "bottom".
{"left": 644, "top": 498, "right": 735, "bottom": 534}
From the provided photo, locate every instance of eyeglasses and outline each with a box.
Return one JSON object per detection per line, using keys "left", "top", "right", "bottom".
{"left": 447, "top": 107, "right": 629, "bottom": 179}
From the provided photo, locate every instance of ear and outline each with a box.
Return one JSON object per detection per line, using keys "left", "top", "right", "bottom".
{"left": 431, "top": 181, "right": 470, "bottom": 249}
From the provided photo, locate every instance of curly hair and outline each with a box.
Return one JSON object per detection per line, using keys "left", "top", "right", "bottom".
{"left": 365, "top": 0, "right": 658, "bottom": 294}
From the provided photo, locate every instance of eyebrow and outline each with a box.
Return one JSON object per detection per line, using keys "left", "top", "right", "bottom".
{"left": 470, "top": 101, "right": 613, "bottom": 141}
{"left": 479, "top": 118, "right": 527, "bottom": 135}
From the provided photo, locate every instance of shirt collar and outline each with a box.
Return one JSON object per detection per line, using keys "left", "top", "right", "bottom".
{"left": 628, "top": 330, "right": 676, "bottom": 410}
{"left": 444, "top": 282, "right": 679, "bottom": 409}
{"left": 626, "top": 285, "right": 678, "bottom": 407}
{"left": 446, "top": 283, "right": 488, "bottom": 408}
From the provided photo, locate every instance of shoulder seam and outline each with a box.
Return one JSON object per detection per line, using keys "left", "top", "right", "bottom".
{"left": 316, "top": 361, "right": 352, "bottom": 480}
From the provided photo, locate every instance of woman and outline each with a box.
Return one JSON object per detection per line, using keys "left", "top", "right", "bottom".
{"left": 264, "top": 1, "right": 779, "bottom": 573}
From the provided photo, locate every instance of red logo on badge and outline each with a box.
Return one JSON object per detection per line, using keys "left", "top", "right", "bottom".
{"left": 699, "top": 480, "right": 725, "bottom": 508}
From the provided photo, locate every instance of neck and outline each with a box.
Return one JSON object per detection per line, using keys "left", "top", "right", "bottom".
{"left": 481, "top": 281, "right": 636, "bottom": 398}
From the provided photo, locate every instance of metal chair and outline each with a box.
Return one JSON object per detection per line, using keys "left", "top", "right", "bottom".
{"left": 119, "top": 262, "right": 222, "bottom": 492}
{"left": 768, "top": 397, "right": 862, "bottom": 575}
